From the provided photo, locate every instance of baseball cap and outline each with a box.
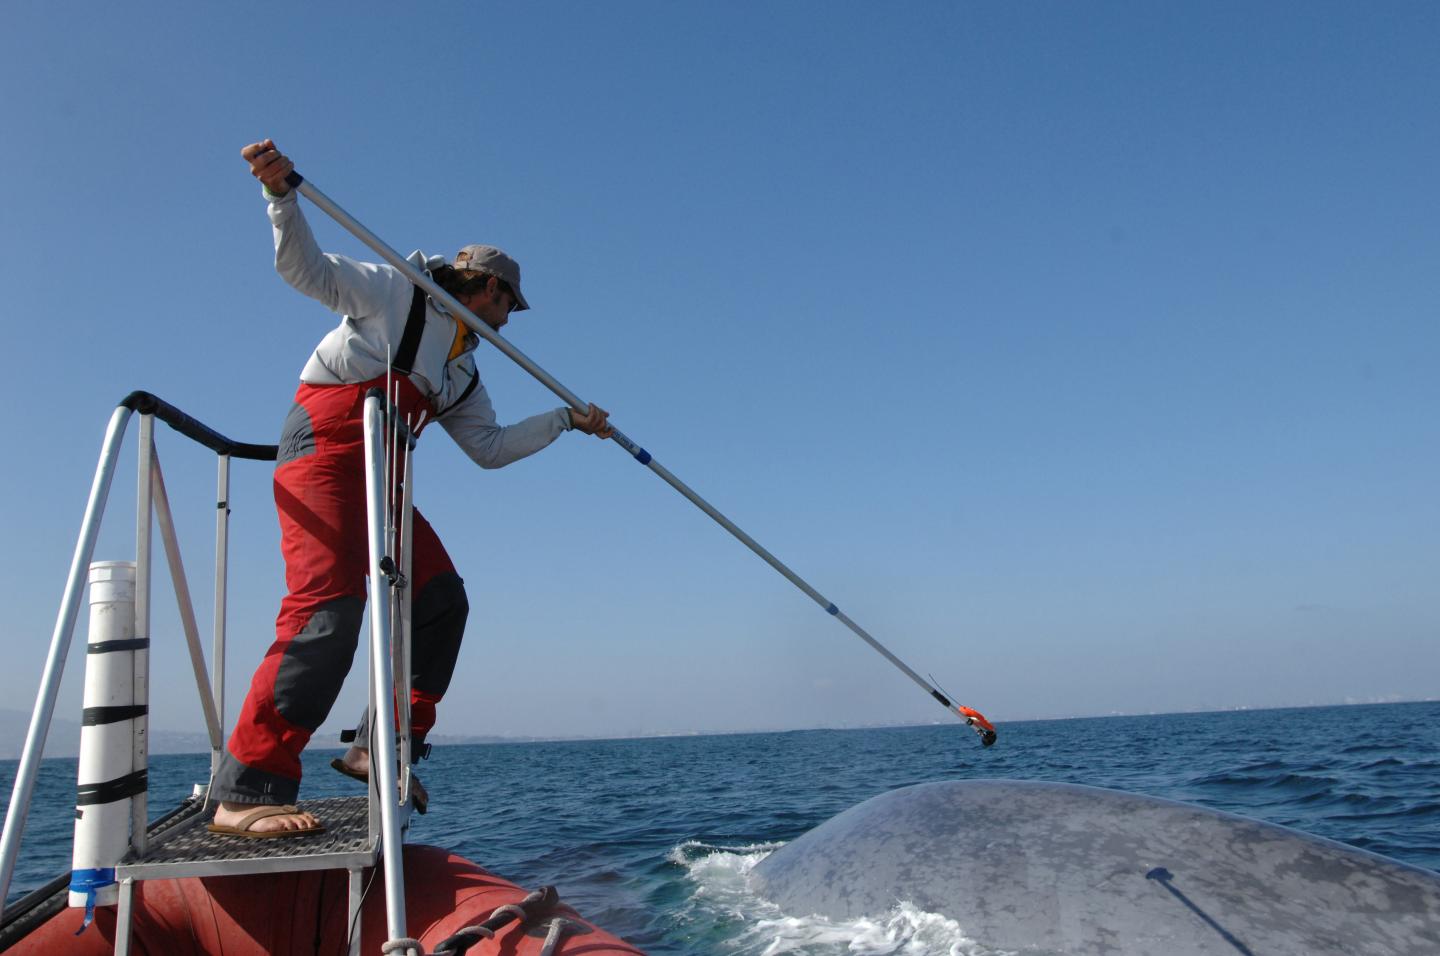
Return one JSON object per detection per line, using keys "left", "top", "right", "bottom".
{"left": 452, "top": 244, "right": 531, "bottom": 312}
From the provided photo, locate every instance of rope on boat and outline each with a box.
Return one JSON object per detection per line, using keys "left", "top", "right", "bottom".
{"left": 538, "top": 917, "right": 581, "bottom": 956}
{"left": 383, "top": 897, "right": 582, "bottom": 955}
{"left": 426, "top": 885, "right": 562, "bottom": 955}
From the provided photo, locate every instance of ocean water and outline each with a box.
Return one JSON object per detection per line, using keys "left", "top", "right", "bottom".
{"left": 2, "top": 700, "right": 1438, "bottom": 953}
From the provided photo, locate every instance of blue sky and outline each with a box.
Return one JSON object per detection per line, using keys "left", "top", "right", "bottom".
{"left": 0, "top": 1, "right": 1436, "bottom": 742}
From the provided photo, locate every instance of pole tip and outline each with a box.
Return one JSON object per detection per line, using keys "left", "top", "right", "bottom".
{"left": 954, "top": 705, "right": 996, "bottom": 747}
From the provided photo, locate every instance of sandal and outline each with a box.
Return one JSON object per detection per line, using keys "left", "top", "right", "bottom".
{"left": 330, "top": 758, "right": 428, "bottom": 814}
{"left": 207, "top": 804, "right": 325, "bottom": 838}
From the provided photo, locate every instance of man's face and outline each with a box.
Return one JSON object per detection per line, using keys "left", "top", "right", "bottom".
{"left": 458, "top": 275, "right": 517, "bottom": 331}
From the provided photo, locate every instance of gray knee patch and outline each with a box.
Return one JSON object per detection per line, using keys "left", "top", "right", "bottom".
{"left": 274, "top": 596, "right": 365, "bottom": 730}
{"left": 412, "top": 572, "right": 468, "bottom": 698}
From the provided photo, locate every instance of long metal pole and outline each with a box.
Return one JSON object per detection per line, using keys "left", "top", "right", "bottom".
{"left": 287, "top": 172, "right": 996, "bottom": 745}
{"left": 0, "top": 407, "right": 133, "bottom": 909}
{"left": 362, "top": 394, "right": 407, "bottom": 941}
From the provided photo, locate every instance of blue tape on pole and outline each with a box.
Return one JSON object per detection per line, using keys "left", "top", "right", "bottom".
{"left": 827, "top": 603, "right": 839, "bottom": 615}
{"left": 69, "top": 867, "right": 116, "bottom": 933}
{"left": 635, "top": 449, "right": 652, "bottom": 465}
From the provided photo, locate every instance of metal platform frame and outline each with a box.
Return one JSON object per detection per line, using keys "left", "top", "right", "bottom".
{"left": 0, "top": 389, "right": 423, "bottom": 955}
{"left": 111, "top": 794, "right": 409, "bottom": 956}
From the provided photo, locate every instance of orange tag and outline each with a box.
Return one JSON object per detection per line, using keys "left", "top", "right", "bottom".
{"left": 956, "top": 705, "right": 995, "bottom": 733}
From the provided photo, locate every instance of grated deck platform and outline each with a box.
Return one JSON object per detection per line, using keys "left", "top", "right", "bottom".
{"left": 117, "top": 796, "right": 387, "bottom": 880}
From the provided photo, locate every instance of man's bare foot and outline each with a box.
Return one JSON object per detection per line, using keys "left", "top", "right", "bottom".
{"left": 212, "top": 801, "right": 320, "bottom": 834}
{"left": 339, "top": 746, "right": 429, "bottom": 810}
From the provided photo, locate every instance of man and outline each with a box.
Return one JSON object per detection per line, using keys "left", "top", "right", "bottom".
{"left": 209, "top": 140, "right": 611, "bottom": 837}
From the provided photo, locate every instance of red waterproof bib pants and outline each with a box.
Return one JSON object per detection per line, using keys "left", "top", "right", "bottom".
{"left": 212, "top": 377, "right": 468, "bottom": 805}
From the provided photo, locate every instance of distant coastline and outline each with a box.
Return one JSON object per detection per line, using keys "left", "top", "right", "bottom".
{"left": 2, "top": 698, "right": 1433, "bottom": 760}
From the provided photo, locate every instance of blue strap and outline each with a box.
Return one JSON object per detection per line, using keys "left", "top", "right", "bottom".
{"left": 69, "top": 867, "right": 115, "bottom": 934}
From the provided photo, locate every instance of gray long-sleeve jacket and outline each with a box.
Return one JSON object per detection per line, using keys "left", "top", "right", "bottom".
{"left": 264, "top": 188, "right": 570, "bottom": 468}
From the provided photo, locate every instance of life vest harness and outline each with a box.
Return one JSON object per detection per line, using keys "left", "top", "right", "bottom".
{"left": 392, "top": 284, "right": 481, "bottom": 416}
{"left": 391, "top": 286, "right": 429, "bottom": 376}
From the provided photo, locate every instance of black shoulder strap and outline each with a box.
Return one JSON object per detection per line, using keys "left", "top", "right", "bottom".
{"left": 435, "top": 366, "right": 481, "bottom": 418}
{"left": 391, "top": 285, "right": 428, "bottom": 375}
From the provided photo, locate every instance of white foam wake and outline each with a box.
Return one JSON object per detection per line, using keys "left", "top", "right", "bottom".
{"left": 667, "top": 840, "right": 1016, "bottom": 955}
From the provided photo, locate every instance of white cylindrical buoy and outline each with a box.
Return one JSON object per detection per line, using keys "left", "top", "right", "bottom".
{"left": 69, "top": 561, "right": 143, "bottom": 918}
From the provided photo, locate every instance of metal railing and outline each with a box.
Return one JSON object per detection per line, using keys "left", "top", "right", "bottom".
{"left": 361, "top": 385, "right": 418, "bottom": 945}
{"left": 0, "top": 390, "right": 419, "bottom": 950}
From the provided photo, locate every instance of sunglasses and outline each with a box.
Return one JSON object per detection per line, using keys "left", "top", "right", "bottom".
{"left": 458, "top": 274, "right": 519, "bottom": 312}
{"left": 496, "top": 279, "right": 519, "bottom": 312}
